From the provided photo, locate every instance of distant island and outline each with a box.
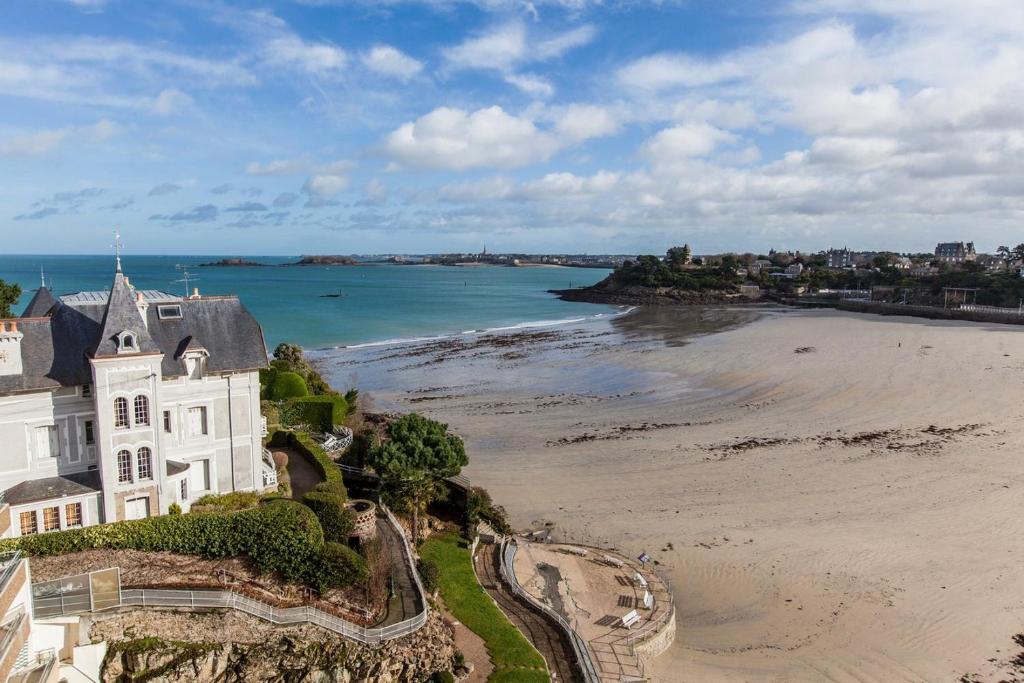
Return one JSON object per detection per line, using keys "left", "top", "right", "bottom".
{"left": 198, "top": 258, "right": 267, "bottom": 267}
{"left": 285, "top": 255, "right": 360, "bottom": 266}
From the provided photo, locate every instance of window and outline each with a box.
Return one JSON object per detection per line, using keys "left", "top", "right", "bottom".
{"left": 84, "top": 420, "right": 95, "bottom": 445}
{"left": 180, "top": 479, "right": 188, "bottom": 502}
{"left": 19, "top": 511, "right": 37, "bottom": 536}
{"left": 114, "top": 397, "right": 129, "bottom": 429}
{"left": 34, "top": 425, "right": 60, "bottom": 459}
{"left": 163, "top": 411, "right": 172, "bottom": 434}
{"left": 116, "top": 449, "right": 132, "bottom": 483}
{"left": 157, "top": 304, "right": 182, "bottom": 319}
{"left": 137, "top": 447, "right": 152, "bottom": 480}
{"left": 42, "top": 507, "right": 60, "bottom": 532}
{"left": 65, "top": 503, "right": 82, "bottom": 528}
{"left": 189, "top": 459, "right": 211, "bottom": 492}
{"left": 134, "top": 395, "right": 150, "bottom": 427}
{"left": 121, "top": 333, "right": 135, "bottom": 350}
{"left": 187, "top": 407, "right": 208, "bottom": 437}
{"left": 81, "top": 384, "right": 92, "bottom": 397}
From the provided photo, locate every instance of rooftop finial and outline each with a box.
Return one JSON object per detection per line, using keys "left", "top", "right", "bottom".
{"left": 40, "top": 266, "right": 46, "bottom": 289}
{"left": 113, "top": 229, "right": 124, "bottom": 272}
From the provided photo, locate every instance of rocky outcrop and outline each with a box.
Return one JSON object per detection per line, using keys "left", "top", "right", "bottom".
{"left": 551, "top": 284, "right": 745, "bottom": 306}
{"left": 92, "top": 609, "right": 456, "bottom": 682}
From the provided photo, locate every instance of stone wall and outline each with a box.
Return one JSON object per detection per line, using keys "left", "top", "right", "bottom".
{"left": 90, "top": 608, "right": 456, "bottom": 682}
{"left": 635, "top": 606, "right": 675, "bottom": 662}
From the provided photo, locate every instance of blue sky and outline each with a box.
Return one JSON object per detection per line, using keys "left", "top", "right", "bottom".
{"left": 2, "top": 0, "right": 1023, "bottom": 256}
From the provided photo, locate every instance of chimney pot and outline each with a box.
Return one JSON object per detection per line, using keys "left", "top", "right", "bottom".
{"left": 0, "top": 322, "right": 6, "bottom": 333}
{"left": 8, "top": 322, "right": 16, "bottom": 333}
{"left": 192, "top": 287, "right": 200, "bottom": 298}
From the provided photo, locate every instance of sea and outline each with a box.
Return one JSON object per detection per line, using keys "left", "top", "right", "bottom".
{"left": 0, "top": 255, "right": 617, "bottom": 350}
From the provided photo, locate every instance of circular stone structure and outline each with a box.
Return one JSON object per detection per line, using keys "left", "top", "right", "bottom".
{"left": 345, "top": 499, "right": 377, "bottom": 540}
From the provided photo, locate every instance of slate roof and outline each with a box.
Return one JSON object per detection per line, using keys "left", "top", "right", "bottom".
{"left": 4, "top": 470, "right": 102, "bottom": 506}
{"left": 166, "top": 461, "right": 189, "bottom": 477}
{"left": 0, "top": 266, "right": 268, "bottom": 394}
{"left": 21, "top": 287, "right": 56, "bottom": 318}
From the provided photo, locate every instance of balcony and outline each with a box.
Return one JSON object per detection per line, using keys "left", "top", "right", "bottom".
{"left": 0, "top": 607, "right": 29, "bottom": 682}
{"left": 261, "top": 449, "right": 278, "bottom": 489}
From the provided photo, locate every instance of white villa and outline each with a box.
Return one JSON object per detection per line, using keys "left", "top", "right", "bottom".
{"left": 0, "top": 259, "right": 273, "bottom": 539}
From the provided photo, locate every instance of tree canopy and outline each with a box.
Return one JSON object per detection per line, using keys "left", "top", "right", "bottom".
{"left": 0, "top": 280, "right": 22, "bottom": 319}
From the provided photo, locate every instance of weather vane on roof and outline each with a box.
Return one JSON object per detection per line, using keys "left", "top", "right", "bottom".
{"left": 112, "top": 229, "right": 124, "bottom": 272}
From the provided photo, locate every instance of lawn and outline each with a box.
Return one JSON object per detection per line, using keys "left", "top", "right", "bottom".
{"left": 420, "top": 533, "right": 549, "bottom": 683}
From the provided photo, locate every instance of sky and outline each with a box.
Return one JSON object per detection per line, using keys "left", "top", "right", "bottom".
{"left": 2, "top": 0, "right": 1024, "bottom": 256}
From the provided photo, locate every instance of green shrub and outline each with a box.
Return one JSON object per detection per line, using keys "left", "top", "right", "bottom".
{"left": 259, "top": 368, "right": 278, "bottom": 400}
{"left": 191, "top": 491, "right": 262, "bottom": 512}
{"left": 417, "top": 557, "right": 440, "bottom": 594}
{"left": 275, "top": 430, "right": 345, "bottom": 488}
{"left": 288, "top": 395, "right": 348, "bottom": 432}
{"left": 168, "top": 503, "right": 182, "bottom": 516}
{"left": 0, "top": 500, "right": 325, "bottom": 585}
{"left": 302, "top": 491, "right": 355, "bottom": 542}
{"left": 306, "top": 541, "right": 369, "bottom": 592}
{"left": 430, "top": 672, "right": 455, "bottom": 683}
{"left": 313, "top": 480, "right": 347, "bottom": 500}
{"left": 272, "top": 372, "right": 309, "bottom": 400}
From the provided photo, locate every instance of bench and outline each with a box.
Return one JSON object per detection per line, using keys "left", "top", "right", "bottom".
{"left": 620, "top": 609, "right": 641, "bottom": 629}
{"left": 603, "top": 555, "right": 625, "bottom": 568}
{"left": 643, "top": 590, "right": 654, "bottom": 610}
{"left": 634, "top": 572, "right": 648, "bottom": 588}
{"left": 565, "top": 547, "right": 588, "bottom": 557}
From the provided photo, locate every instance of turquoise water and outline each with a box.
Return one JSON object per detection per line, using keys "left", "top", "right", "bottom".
{"left": 0, "top": 255, "right": 614, "bottom": 349}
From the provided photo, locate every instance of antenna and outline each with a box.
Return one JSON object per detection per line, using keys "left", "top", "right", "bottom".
{"left": 111, "top": 230, "right": 124, "bottom": 272}
{"left": 173, "top": 264, "right": 199, "bottom": 297}
{"left": 40, "top": 266, "right": 46, "bottom": 289}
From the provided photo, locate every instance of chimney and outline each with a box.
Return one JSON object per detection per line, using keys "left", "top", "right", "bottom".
{"left": 0, "top": 320, "right": 25, "bottom": 377}
{"left": 135, "top": 290, "right": 150, "bottom": 329}
{"left": 191, "top": 287, "right": 200, "bottom": 299}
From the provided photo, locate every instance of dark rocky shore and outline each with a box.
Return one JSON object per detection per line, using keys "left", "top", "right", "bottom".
{"left": 550, "top": 284, "right": 751, "bottom": 306}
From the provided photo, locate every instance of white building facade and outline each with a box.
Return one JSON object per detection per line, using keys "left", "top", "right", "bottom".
{"left": 0, "top": 263, "right": 272, "bottom": 539}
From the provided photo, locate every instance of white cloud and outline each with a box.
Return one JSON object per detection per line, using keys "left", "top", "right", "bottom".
{"left": 0, "top": 119, "right": 121, "bottom": 156}
{"left": 150, "top": 88, "right": 194, "bottom": 115}
{"left": 443, "top": 21, "right": 595, "bottom": 74}
{"left": 534, "top": 24, "right": 596, "bottom": 59}
{"left": 303, "top": 174, "right": 350, "bottom": 196}
{"left": 361, "top": 45, "right": 423, "bottom": 80}
{"left": 381, "top": 105, "right": 560, "bottom": 171}
{"left": 505, "top": 73, "right": 554, "bottom": 97}
{"left": 640, "top": 122, "right": 735, "bottom": 162}
{"left": 551, "top": 104, "right": 619, "bottom": 142}
{"left": 246, "top": 158, "right": 310, "bottom": 175}
{"left": 264, "top": 36, "right": 347, "bottom": 75}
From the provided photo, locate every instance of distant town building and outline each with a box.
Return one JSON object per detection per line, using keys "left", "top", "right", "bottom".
{"left": 784, "top": 263, "right": 804, "bottom": 276}
{"left": 934, "top": 242, "right": 976, "bottom": 263}
{"left": 826, "top": 248, "right": 852, "bottom": 268}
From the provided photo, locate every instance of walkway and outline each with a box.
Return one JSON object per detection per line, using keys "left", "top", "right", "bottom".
{"left": 373, "top": 517, "right": 422, "bottom": 627}
{"left": 280, "top": 447, "right": 321, "bottom": 500}
{"left": 475, "top": 543, "right": 583, "bottom": 683}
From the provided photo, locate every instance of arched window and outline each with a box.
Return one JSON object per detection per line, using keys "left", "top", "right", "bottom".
{"left": 116, "top": 450, "right": 132, "bottom": 483}
{"left": 134, "top": 395, "right": 150, "bottom": 427}
{"left": 122, "top": 333, "right": 135, "bottom": 350}
{"left": 114, "top": 397, "right": 129, "bottom": 429}
{"left": 137, "top": 447, "right": 152, "bottom": 480}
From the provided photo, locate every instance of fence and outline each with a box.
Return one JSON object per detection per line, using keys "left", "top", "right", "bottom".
{"left": 30, "top": 506, "right": 430, "bottom": 645}
{"left": 959, "top": 303, "right": 1024, "bottom": 315}
{"left": 498, "top": 539, "right": 601, "bottom": 683}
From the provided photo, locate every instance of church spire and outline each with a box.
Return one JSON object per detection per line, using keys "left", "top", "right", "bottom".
{"left": 113, "top": 230, "right": 124, "bottom": 272}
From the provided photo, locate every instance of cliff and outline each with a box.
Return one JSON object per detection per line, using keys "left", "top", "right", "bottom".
{"left": 92, "top": 610, "right": 456, "bottom": 682}
{"left": 198, "top": 258, "right": 267, "bottom": 267}
{"left": 289, "top": 256, "right": 360, "bottom": 266}
{"left": 551, "top": 284, "right": 745, "bottom": 306}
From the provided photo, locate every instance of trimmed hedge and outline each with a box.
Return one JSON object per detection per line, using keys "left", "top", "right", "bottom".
{"left": 191, "top": 491, "right": 263, "bottom": 513}
{"left": 313, "top": 481, "right": 347, "bottom": 500}
{"left": 302, "top": 491, "right": 355, "bottom": 542}
{"left": 289, "top": 395, "right": 349, "bottom": 432}
{"left": 270, "top": 430, "right": 345, "bottom": 488}
{"left": 0, "top": 500, "right": 324, "bottom": 585}
{"left": 309, "top": 541, "right": 368, "bottom": 590}
{"left": 272, "top": 372, "right": 309, "bottom": 400}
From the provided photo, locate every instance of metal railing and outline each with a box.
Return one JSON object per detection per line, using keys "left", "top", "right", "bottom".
{"left": 497, "top": 539, "right": 601, "bottom": 683}
{"left": 261, "top": 448, "right": 278, "bottom": 488}
{"left": 30, "top": 506, "right": 430, "bottom": 645}
{"left": 0, "top": 551, "right": 22, "bottom": 597}
{"left": 0, "top": 607, "right": 26, "bottom": 661}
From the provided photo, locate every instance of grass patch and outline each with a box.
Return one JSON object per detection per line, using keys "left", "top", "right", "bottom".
{"left": 420, "top": 532, "right": 548, "bottom": 682}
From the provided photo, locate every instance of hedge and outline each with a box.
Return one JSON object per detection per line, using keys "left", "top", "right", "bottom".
{"left": 272, "top": 372, "right": 309, "bottom": 400}
{"left": 289, "top": 395, "right": 349, "bottom": 432}
{"left": 302, "top": 491, "right": 355, "bottom": 542}
{"left": 270, "top": 430, "right": 345, "bottom": 488}
{"left": 309, "top": 541, "right": 368, "bottom": 591}
{"left": 0, "top": 500, "right": 324, "bottom": 585}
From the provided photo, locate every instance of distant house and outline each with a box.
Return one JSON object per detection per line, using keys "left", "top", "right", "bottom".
{"left": 935, "top": 242, "right": 976, "bottom": 263}
{"left": 784, "top": 263, "right": 804, "bottom": 276}
{"left": 748, "top": 260, "right": 773, "bottom": 275}
{"left": 826, "top": 248, "right": 852, "bottom": 268}
{"left": 739, "top": 285, "right": 762, "bottom": 299}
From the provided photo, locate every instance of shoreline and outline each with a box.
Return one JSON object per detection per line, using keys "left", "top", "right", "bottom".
{"left": 318, "top": 307, "right": 1024, "bottom": 682}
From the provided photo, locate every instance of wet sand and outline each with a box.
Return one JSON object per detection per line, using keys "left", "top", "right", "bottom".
{"left": 317, "top": 307, "right": 1024, "bottom": 682}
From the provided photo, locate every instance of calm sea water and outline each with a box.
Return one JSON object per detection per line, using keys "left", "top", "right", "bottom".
{"left": 0, "top": 255, "right": 614, "bottom": 349}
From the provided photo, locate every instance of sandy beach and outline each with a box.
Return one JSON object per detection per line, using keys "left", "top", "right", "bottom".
{"left": 318, "top": 307, "right": 1024, "bottom": 682}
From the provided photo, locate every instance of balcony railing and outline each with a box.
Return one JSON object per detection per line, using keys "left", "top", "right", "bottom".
{"left": 261, "top": 448, "right": 278, "bottom": 488}
{"left": 0, "top": 552, "right": 23, "bottom": 597}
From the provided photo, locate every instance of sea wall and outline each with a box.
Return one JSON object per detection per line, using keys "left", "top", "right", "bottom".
{"left": 635, "top": 607, "right": 676, "bottom": 662}
{"left": 90, "top": 608, "right": 455, "bottom": 682}
{"left": 836, "top": 300, "right": 1024, "bottom": 326}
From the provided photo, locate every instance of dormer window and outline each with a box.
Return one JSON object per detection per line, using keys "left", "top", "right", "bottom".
{"left": 183, "top": 351, "right": 207, "bottom": 380}
{"left": 117, "top": 331, "right": 137, "bottom": 354}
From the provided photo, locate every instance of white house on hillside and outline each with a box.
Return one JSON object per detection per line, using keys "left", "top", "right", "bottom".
{"left": 0, "top": 258, "right": 272, "bottom": 538}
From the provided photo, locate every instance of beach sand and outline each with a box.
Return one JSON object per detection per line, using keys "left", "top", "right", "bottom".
{"left": 318, "top": 307, "right": 1024, "bottom": 682}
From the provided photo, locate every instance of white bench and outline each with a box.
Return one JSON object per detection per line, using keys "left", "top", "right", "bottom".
{"left": 634, "top": 572, "right": 648, "bottom": 588}
{"left": 603, "top": 555, "right": 625, "bottom": 568}
{"left": 643, "top": 590, "right": 654, "bottom": 610}
{"left": 620, "top": 609, "right": 641, "bottom": 629}
{"left": 565, "top": 547, "right": 588, "bottom": 557}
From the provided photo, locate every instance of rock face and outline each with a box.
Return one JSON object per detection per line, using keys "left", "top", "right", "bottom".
{"left": 289, "top": 256, "right": 360, "bottom": 266}
{"left": 551, "top": 284, "right": 745, "bottom": 306}
{"left": 92, "top": 610, "right": 456, "bottom": 682}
